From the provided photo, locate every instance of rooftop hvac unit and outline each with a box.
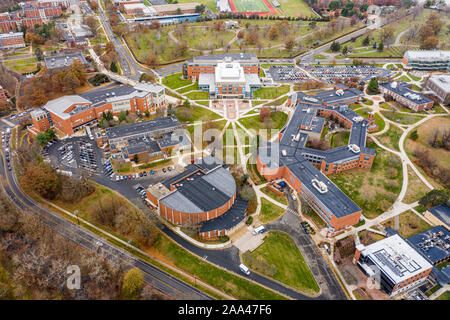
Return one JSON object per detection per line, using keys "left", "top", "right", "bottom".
{"left": 281, "top": 149, "right": 287, "bottom": 157}
{"left": 311, "top": 178, "right": 328, "bottom": 194}
{"left": 352, "top": 116, "right": 364, "bottom": 123}
{"left": 348, "top": 144, "right": 360, "bottom": 153}
{"left": 391, "top": 81, "right": 398, "bottom": 89}
{"left": 294, "top": 133, "right": 300, "bottom": 142}
{"left": 335, "top": 89, "right": 344, "bottom": 96}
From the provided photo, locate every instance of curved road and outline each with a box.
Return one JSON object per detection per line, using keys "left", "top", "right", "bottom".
{"left": 0, "top": 149, "right": 212, "bottom": 300}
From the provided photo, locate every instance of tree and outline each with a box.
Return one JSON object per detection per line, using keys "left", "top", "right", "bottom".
{"left": 330, "top": 41, "right": 341, "bottom": 52}
{"left": 21, "top": 164, "right": 60, "bottom": 200}
{"left": 377, "top": 41, "right": 384, "bottom": 52}
{"left": 195, "top": 4, "right": 205, "bottom": 13}
{"left": 342, "top": 46, "right": 348, "bottom": 56}
{"left": 259, "top": 107, "right": 270, "bottom": 122}
{"left": 420, "top": 36, "right": 439, "bottom": 50}
{"left": 367, "top": 78, "right": 379, "bottom": 94}
{"left": 145, "top": 54, "right": 158, "bottom": 68}
{"left": 410, "top": 130, "right": 419, "bottom": 141}
{"left": 362, "top": 35, "right": 369, "bottom": 47}
{"left": 419, "top": 25, "right": 434, "bottom": 42}
{"left": 285, "top": 39, "right": 295, "bottom": 51}
{"left": 329, "top": 0, "right": 341, "bottom": 10}
{"left": 122, "top": 268, "right": 144, "bottom": 299}
{"left": 419, "top": 189, "right": 450, "bottom": 209}
{"left": 133, "top": 155, "right": 138, "bottom": 163}
{"left": 110, "top": 61, "right": 118, "bottom": 73}
{"left": 268, "top": 25, "right": 279, "bottom": 40}
{"left": 118, "top": 111, "right": 127, "bottom": 122}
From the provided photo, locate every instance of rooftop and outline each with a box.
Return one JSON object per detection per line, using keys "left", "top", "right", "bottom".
{"left": 186, "top": 53, "right": 259, "bottom": 65}
{"left": 43, "top": 52, "right": 88, "bottom": 69}
{"left": 405, "top": 50, "right": 450, "bottom": 61}
{"left": 105, "top": 116, "right": 181, "bottom": 141}
{"left": 200, "top": 198, "right": 248, "bottom": 233}
{"left": 359, "top": 234, "right": 433, "bottom": 284}
{"left": 379, "top": 81, "right": 433, "bottom": 105}
{"left": 158, "top": 160, "right": 236, "bottom": 214}
{"left": 407, "top": 225, "right": 450, "bottom": 264}
{"left": 427, "top": 75, "right": 450, "bottom": 94}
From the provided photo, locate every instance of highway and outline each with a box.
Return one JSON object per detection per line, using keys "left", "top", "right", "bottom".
{"left": 0, "top": 147, "right": 212, "bottom": 300}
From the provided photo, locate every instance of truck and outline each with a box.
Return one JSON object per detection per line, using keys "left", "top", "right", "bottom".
{"left": 239, "top": 264, "right": 250, "bottom": 276}
{"left": 252, "top": 225, "right": 266, "bottom": 235}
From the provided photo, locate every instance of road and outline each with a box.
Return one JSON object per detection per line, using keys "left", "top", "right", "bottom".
{"left": 96, "top": 0, "right": 144, "bottom": 80}
{"left": 0, "top": 143, "right": 212, "bottom": 300}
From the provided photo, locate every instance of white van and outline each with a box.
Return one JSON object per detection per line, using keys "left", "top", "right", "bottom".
{"left": 239, "top": 264, "right": 250, "bottom": 275}
{"left": 252, "top": 225, "right": 266, "bottom": 235}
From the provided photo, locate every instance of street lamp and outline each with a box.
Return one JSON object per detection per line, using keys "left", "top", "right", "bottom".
{"left": 74, "top": 209, "right": 79, "bottom": 225}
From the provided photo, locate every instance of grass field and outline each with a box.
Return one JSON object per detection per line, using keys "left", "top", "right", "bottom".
{"left": 4, "top": 57, "right": 37, "bottom": 74}
{"left": 260, "top": 187, "right": 288, "bottom": 205}
{"left": 330, "top": 139, "right": 403, "bottom": 219}
{"left": 162, "top": 72, "right": 192, "bottom": 90}
{"left": 232, "top": 0, "right": 271, "bottom": 12}
{"left": 238, "top": 112, "right": 288, "bottom": 135}
{"left": 242, "top": 231, "right": 319, "bottom": 295}
{"left": 276, "top": 0, "right": 315, "bottom": 17}
{"left": 378, "top": 124, "right": 403, "bottom": 151}
{"left": 174, "top": 106, "right": 222, "bottom": 123}
{"left": 259, "top": 198, "right": 285, "bottom": 223}
{"left": 253, "top": 85, "right": 290, "bottom": 100}
{"left": 403, "top": 166, "right": 431, "bottom": 204}
{"left": 382, "top": 211, "right": 432, "bottom": 238}
{"left": 152, "top": 233, "right": 285, "bottom": 299}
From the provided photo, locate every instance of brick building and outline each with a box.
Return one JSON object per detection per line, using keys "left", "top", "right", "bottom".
{"left": 257, "top": 87, "right": 376, "bottom": 235}
{"left": 379, "top": 81, "right": 434, "bottom": 112}
{"left": 425, "top": 75, "right": 450, "bottom": 105}
{"left": 152, "top": 3, "right": 201, "bottom": 16}
{"left": 146, "top": 156, "right": 248, "bottom": 239}
{"left": 182, "top": 53, "right": 260, "bottom": 80}
{"left": 0, "top": 32, "right": 25, "bottom": 49}
{"left": 353, "top": 234, "right": 433, "bottom": 296}
{"left": 28, "top": 83, "right": 167, "bottom": 137}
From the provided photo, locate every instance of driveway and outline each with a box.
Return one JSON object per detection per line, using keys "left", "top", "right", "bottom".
{"left": 266, "top": 210, "right": 347, "bottom": 300}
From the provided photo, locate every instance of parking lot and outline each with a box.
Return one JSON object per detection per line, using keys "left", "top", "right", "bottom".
{"left": 306, "top": 65, "right": 392, "bottom": 81}
{"left": 268, "top": 65, "right": 308, "bottom": 82}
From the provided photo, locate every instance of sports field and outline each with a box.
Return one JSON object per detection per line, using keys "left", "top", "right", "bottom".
{"left": 229, "top": 0, "right": 277, "bottom": 15}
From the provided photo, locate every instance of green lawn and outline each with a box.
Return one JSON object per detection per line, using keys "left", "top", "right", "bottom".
{"left": 437, "top": 291, "right": 450, "bottom": 300}
{"left": 238, "top": 112, "right": 288, "bottom": 136}
{"left": 162, "top": 72, "right": 193, "bottom": 90}
{"left": 260, "top": 187, "right": 288, "bottom": 205}
{"left": 185, "top": 91, "right": 210, "bottom": 100}
{"left": 253, "top": 85, "right": 290, "bottom": 100}
{"left": 274, "top": 0, "right": 315, "bottom": 17}
{"left": 153, "top": 233, "right": 285, "bottom": 299}
{"left": 176, "top": 82, "right": 198, "bottom": 94}
{"left": 259, "top": 198, "right": 285, "bottom": 223}
{"left": 174, "top": 106, "right": 222, "bottom": 123}
{"left": 378, "top": 125, "right": 402, "bottom": 151}
{"left": 380, "top": 110, "right": 424, "bottom": 125}
{"left": 4, "top": 57, "right": 37, "bottom": 74}
{"left": 382, "top": 211, "right": 432, "bottom": 238}
{"left": 407, "top": 72, "right": 421, "bottom": 82}
{"left": 330, "top": 139, "right": 403, "bottom": 219}
{"left": 242, "top": 231, "right": 319, "bottom": 295}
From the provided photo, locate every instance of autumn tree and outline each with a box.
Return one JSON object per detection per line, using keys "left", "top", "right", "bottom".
{"left": 145, "top": 54, "right": 158, "bottom": 68}
{"left": 21, "top": 164, "right": 60, "bottom": 199}
{"left": 420, "top": 36, "right": 438, "bottom": 50}
{"left": 285, "top": 39, "right": 295, "bottom": 51}
{"left": 268, "top": 25, "right": 279, "bottom": 40}
{"left": 259, "top": 107, "right": 271, "bottom": 122}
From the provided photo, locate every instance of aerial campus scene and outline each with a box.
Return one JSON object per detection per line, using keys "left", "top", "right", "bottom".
{"left": 0, "top": 0, "right": 448, "bottom": 311}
